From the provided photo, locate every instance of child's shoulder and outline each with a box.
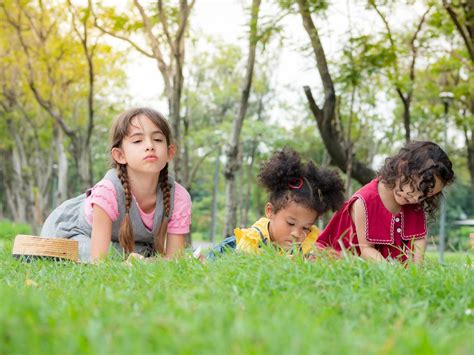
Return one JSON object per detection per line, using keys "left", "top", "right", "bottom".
{"left": 87, "top": 178, "right": 117, "bottom": 197}
{"left": 352, "top": 179, "right": 379, "bottom": 201}
{"left": 174, "top": 182, "right": 191, "bottom": 200}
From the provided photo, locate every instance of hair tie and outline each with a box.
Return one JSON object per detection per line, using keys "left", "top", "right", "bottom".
{"left": 288, "top": 178, "right": 303, "bottom": 190}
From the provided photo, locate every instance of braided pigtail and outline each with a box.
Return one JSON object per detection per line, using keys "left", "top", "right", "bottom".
{"left": 117, "top": 164, "right": 135, "bottom": 255}
{"left": 154, "top": 163, "right": 170, "bottom": 255}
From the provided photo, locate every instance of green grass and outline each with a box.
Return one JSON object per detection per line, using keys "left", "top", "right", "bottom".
{"left": 0, "top": 220, "right": 32, "bottom": 251}
{"left": 0, "top": 220, "right": 32, "bottom": 240}
{"left": 426, "top": 251, "right": 471, "bottom": 264}
{"left": 1, "top": 237, "right": 473, "bottom": 355}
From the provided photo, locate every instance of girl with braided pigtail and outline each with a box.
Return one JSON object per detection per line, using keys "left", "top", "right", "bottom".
{"left": 41, "top": 108, "right": 191, "bottom": 262}
{"left": 209, "top": 148, "right": 345, "bottom": 258}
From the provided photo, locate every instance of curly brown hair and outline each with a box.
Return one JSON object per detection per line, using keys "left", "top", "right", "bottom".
{"left": 377, "top": 141, "right": 455, "bottom": 218}
{"left": 109, "top": 108, "right": 173, "bottom": 256}
{"left": 258, "top": 148, "right": 345, "bottom": 216}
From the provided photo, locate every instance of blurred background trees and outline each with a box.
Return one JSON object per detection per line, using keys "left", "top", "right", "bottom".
{"left": 0, "top": 0, "right": 472, "bottom": 249}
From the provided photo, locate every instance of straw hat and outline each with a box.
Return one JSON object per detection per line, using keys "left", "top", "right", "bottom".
{"left": 12, "top": 235, "right": 79, "bottom": 262}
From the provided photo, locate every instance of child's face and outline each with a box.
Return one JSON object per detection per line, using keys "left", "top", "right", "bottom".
{"left": 112, "top": 114, "right": 174, "bottom": 175}
{"left": 393, "top": 175, "right": 444, "bottom": 205}
{"left": 265, "top": 201, "right": 318, "bottom": 250}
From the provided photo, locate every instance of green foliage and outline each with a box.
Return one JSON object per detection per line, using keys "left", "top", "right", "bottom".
{"left": 0, "top": 220, "right": 31, "bottom": 240}
{"left": 278, "top": 0, "right": 329, "bottom": 13}
{"left": 337, "top": 35, "right": 395, "bottom": 89}
{"left": 447, "top": 226, "right": 474, "bottom": 251}
{"left": 0, "top": 247, "right": 472, "bottom": 354}
{"left": 447, "top": 182, "right": 474, "bottom": 219}
{"left": 0, "top": 0, "right": 472, "bottom": 241}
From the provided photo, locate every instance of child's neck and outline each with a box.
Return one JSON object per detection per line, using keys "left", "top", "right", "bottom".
{"left": 127, "top": 170, "right": 160, "bottom": 213}
{"left": 377, "top": 181, "right": 401, "bottom": 215}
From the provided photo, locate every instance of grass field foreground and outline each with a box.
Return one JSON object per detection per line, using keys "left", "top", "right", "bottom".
{"left": 1, "top": 238, "right": 473, "bottom": 354}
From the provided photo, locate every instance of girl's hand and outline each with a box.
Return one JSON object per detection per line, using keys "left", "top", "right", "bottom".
{"left": 304, "top": 252, "right": 317, "bottom": 262}
{"left": 192, "top": 246, "right": 207, "bottom": 264}
{"left": 413, "top": 237, "right": 427, "bottom": 264}
{"left": 127, "top": 252, "right": 145, "bottom": 261}
{"left": 125, "top": 252, "right": 147, "bottom": 265}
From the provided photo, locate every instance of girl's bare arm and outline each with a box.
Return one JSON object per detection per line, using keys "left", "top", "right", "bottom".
{"left": 351, "top": 199, "right": 384, "bottom": 262}
{"left": 413, "top": 237, "right": 427, "bottom": 264}
{"left": 165, "top": 233, "right": 186, "bottom": 258}
{"left": 90, "top": 205, "right": 113, "bottom": 262}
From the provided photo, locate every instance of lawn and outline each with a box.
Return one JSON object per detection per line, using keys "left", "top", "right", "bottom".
{"left": 0, "top": 236, "right": 473, "bottom": 354}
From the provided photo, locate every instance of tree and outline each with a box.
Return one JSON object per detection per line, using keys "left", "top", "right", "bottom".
{"left": 223, "top": 0, "right": 262, "bottom": 237}
{"left": 0, "top": 0, "right": 124, "bottom": 228}
{"left": 91, "top": 0, "right": 196, "bottom": 182}
{"left": 0, "top": 4, "right": 56, "bottom": 225}
{"left": 2, "top": 0, "right": 109, "bottom": 192}
{"left": 369, "top": 0, "right": 432, "bottom": 143}
{"left": 295, "top": 0, "right": 375, "bottom": 185}
{"left": 442, "top": 0, "right": 474, "bottom": 211}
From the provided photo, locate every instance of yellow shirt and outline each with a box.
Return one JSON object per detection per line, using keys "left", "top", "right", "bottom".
{"left": 234, "top": 217, "right": 320, "bottom": 255}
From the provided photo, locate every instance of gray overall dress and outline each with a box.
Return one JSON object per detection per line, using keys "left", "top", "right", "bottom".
{"left": 40, "top": 169, "right": 175, "bottom": 262}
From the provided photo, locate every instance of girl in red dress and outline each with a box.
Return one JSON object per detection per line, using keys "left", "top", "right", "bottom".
{"left": 317, "top": 141, "right": 455, "bottom": 264}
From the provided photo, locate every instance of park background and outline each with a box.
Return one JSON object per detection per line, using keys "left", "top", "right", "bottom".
{"left": 0, "top": 1, "right": 473, "bottom": 354}
{"left": 1, "top": 0, "right": 473, "bottom": 250}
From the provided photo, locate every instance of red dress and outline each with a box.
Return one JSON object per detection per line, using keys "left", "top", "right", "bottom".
{"left": 317, "top": 179, "right": 427, "bottom": 262}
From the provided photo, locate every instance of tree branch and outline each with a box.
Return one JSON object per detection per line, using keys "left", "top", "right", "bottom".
{"left": 88, "top": 0, "right": 155, "bottom": 58}
{"left": 297, "top": 0, "right": 335, "bottom": 104}
{"left": 175, "top": 0, "right": 196, "bottom": 52}
{"left": 68, "top": 1, "right": 95, "bottom": 146}
{"left": 409, "top": 7, "right": 431, "bottom": 82}
{"left": 157, "top": 0, "right": 174, "bottom": 52}
{"left": 369, "top": 1, "right": 400, "bottom": 80}
{"left": 443, "top": 0, "right": 474, "bottom": 61}
{"left": 132, "top": 0, "right": 171, "bottom": 94}
{"left": 3, "top": 4, "right": 76, "bottom": 138}
{"left": 186, "top": 149, "right": 214, "bottom": 189}
{"left": 303, "top": 85, "right": 323, "bottom": 121}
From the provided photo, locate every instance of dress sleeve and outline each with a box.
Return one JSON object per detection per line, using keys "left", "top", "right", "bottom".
{"left": 83, "top": 179, "right": 119, "bottom": 225}
{"left": 167, "top": 182, "right": 192, "bottom": 234}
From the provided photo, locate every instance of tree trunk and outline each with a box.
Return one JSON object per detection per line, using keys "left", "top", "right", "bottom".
{"left": 345, "top": 88, "right": 355, "bottom": 198}
{"left": 443, "top": 0, "right": 474, "bottom": 211}
{"left": 76, "top": 142, "right": 92, "bottom": 191}
{"left": 210, "top": 149, "right": 221, "bottom": 243}
{"left": 466, "top": 124, "right": 474, "bottom": 212}
{"left": 32, "top": 136, "right": 54, "bottom": 228}
{"left": 9, "top": 143, "right": 27, "bottom": 222}
{"left": 370, "top": 2, "right": 429, "bottom": 145}
{"left": 223, "top": 146, "right": 240, "bottom": 237}
{"left": 6, "top": 2, "right": 95, "bottom": 197}
{"left": 7, "top": 125, "right": 35, "bottom": 223}
{"left": 297, "top": 0, "right": 375, "bottom": 185}
{"left": 223, "top": 0, "right": 261, "bottom": 237}
{"left": 55, "top": 127, "right": 69, "bottom": 204}
{"left": 397, "top": 89, "right": 412, "bottom": 143}
{"left": 170, "top": 70, "right": 184, "bottom": 181}
{"left": 242, "top": 141, "right": 257, "bottom": 227}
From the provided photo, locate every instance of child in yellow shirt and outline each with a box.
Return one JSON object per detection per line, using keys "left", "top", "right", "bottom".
{"left": 209, "top": 148, "right": 345, "bottom": 258}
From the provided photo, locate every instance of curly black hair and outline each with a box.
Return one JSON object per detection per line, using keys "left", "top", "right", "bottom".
{"left": 377, "top": 141, "right": 455, "bottom": 218}
{"left": 258, "top": 148, "right": 345, "bottom": 216}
